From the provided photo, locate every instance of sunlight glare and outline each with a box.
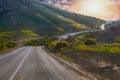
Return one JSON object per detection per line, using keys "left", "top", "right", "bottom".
{"left": 84, "top": 1, "right": 103, "bottom": 13}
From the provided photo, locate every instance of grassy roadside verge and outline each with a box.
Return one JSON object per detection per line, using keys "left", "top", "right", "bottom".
{"left": 45, "top": 39, "right": 120, "bottom": 80}
{"left": 47, "top": 48, "right": 120, "bottom": 80}
{"left": 0, "top": 46, "right": 20, "bottom": 55}
{"left": 54, "top": 53, "right": 74, "bottom": 62}
{"left": 42, "top": 47, "right": 97, "bottom": 80}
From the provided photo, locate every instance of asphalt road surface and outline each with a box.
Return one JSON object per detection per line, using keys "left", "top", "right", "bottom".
{"left": 0, "top": 46, "right": 90, "bottom": 80}
{"left": 57, "top": 30, "right": 101, "bottom": 40}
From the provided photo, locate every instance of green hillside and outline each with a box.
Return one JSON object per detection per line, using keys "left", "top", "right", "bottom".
{"left": 0, "top": 0, "right": 104, "bottom": 36}
{"left": 42, "top": 3, "right": 104, "bottom": 28}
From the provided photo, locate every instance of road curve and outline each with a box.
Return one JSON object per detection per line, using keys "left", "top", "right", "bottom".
{"left": 0, "top": 46, "right": 90, "bottom": 80}
{"left": 57, "top": 30, "right": 101, "bottom": 40}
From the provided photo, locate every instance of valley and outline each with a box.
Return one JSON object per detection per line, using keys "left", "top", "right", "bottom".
{"left": 0, "top": 0, "right": 120, "bottom": 80}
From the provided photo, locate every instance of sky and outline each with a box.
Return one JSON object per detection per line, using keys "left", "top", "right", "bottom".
{"left": 56, "top": 0, "right": 120, "bottom": 20}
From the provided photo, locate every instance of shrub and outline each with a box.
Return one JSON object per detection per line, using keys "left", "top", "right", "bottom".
{"left": 50, "top": 41, "right": 69, "bottom": 50}
{"left": 84, "top": 38, "right": 96, "bottom": 45}
{"left": 4, "top": 41, "right": 16, "bottom": 48}
{"left": 40, "top": 37, "right": 52, "bottom": 47}
{"left": 0, "top": 44, "right": 6, "bottom": 50}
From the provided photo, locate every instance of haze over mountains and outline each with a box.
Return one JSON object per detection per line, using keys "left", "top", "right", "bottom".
{"left": 0, "top": 0, "right": 104, "bottom": 36}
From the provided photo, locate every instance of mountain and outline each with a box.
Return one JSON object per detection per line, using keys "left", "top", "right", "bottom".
{"left": 38, "top": 0, "right": 68, "bottom": 5}
{"left": 0, "top": 0, "right": 104, "bottom": 36}
{"left": 105, "top": 19, "right": 120, "bottom": 28}
{"left": 38, "top": 0, "right": 105, "bottom": 28}
{"left": 40, "top": 3, "right": 104, "bottom": 28}
{"left": 90, "top": 20, "right": 120, "bottom": 43}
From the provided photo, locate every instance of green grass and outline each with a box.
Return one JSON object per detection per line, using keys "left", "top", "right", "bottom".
{"left": 20, "top": 30, "right": 38, "bottom": 37}
{"left": 0, "top": 30, "right": 39, "bottom": 41}
{"left": 77, "top": 44, "right": 120, "bottom": 54}
{"left": 55, "top": 53, "right": 74, "bottom": 62}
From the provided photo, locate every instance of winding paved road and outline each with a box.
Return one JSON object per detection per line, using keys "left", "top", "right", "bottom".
{"left": 0, "top": 47, "right": 90, "bottom": 80}
{"left": 57, "top": 24, "right": 105, "bottom": 40}
{"left": 57, "top": 30, "right": 101, "bottom": 40}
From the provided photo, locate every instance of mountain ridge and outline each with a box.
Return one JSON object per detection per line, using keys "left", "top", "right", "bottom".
{"left": 0, "top": 0, "right": 104, "bottom": 36}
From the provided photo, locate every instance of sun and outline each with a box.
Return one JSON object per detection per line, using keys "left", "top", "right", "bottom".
{"left": 88, "top": 2, "right": 102, "bottom": 13}
{"left": 66, "top": 0, "right": 119, "bottom": 20}
{"left": 83, "top": 1, "right": 103, "bottom": 14}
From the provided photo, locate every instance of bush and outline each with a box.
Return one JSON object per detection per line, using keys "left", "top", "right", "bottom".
{"left": 4, "top": 41, "right": 16, "bottom": 48}
{"left": 40, "top": 37, "right": 52, "bottom": 47}
{"left": 0, "top": 44, "right": 6, "bottom": 50}
{"left": 84, "top": 38, "right": 96, "bottom": 45}
{"left": 50, "top": 41, "right": 69, "bottom": 50}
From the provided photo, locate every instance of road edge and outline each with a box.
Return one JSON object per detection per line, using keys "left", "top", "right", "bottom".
{"left": 42, "top": 47, "right": 97, "bottom": 80}
{"left": 50, "top": 54, "right": 97, "bottom": 80}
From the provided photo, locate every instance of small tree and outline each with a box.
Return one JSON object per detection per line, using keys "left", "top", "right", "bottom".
{"left": 84, "top": 38, "right": 96, "bottom": 45}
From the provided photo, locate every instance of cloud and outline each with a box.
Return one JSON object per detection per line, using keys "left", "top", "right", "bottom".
{"left": 63, "top": 0, "right": 120, "bottom": 20}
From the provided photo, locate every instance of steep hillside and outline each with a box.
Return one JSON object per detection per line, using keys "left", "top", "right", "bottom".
{"left": 41, "top": 3, "right": 104, "bottom": 28}
{"left": 0, "top": 0, "right": 104, "bottom": 36}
